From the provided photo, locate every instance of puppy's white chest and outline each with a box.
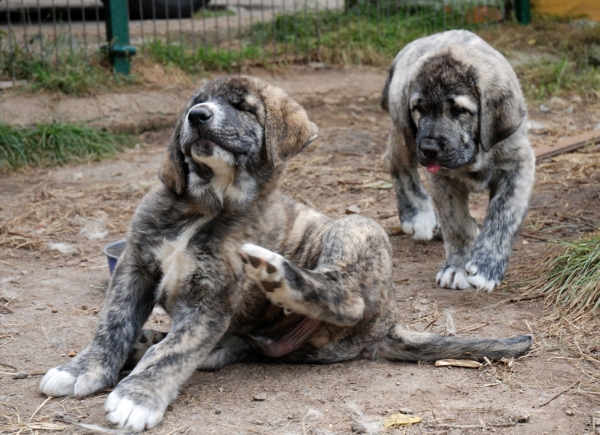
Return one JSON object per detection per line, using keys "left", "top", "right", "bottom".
{"left": 154, "top": 222, "right": 205, "bottom": 299}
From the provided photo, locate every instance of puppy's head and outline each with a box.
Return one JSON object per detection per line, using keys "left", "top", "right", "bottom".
{"left": 159, "top": 76, "right": 318, "bottom": 209}
{"left": 385, "top": 48, "right": 526, "bottom": 170}
{"left": 406, "top": 53, "right": 481, "bottom": 169}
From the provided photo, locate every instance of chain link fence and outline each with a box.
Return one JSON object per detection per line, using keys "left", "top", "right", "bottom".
{"left": 1, "top": 0, "right": 508, "bottom": 83}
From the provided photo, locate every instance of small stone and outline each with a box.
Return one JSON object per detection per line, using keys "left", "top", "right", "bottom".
{"left": 346, "top": 204, "right": 361, "bottom": 215}
{"left": 67, "top": 350, "right": 77, "bottom": 357}
{"left": 252, "top": 392, "right": 267, "bottom": 401}
{"left": 514, "top": 414, "right": 530, "bottom": 423}
{"left": 566, "top": 105, "right": 574, "bottom": 114}
{"left": 539, "top": 104, "right": 550, "bottom": 112}
{"left": 21, "top": 270, "right": 28, "bottom": 275}
{"left": 351, "top": 422, "right": 367, "bottom": 433}
{"left": 398, "top": 407, "right": 413, "bottom": 414}
{"left": 565, "top": 408, "right": 574, "bottom": 416}
{"left": 51, "top": 308, "right": 58, "bottom": 313}
{"left": 250, "top": 419, "right": 265, "bottom": 425}
{"left": 570, "top": 95, "right": 583, "bottom": 104}
{"left": 396, "top": 381, "right": 400, "bottom": 386}
{"left": 13, "top": 372, "right": 28, "bottom": 379}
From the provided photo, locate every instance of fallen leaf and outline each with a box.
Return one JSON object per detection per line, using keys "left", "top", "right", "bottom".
{"left": 383, "top": 413, "right": 422, "bottom": 428}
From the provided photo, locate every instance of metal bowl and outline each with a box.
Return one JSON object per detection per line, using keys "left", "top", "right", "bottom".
{"left": 102, "top": 239, "right": 127, "bottom": 276}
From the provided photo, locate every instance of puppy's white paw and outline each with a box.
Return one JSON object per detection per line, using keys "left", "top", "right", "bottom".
{"left": 40, "top": 364, "right": 115, "bottom": 398}
{"left": 466, "top": 262, "right": 500, "bottom": 292}
{"left": 466, "top": 274, "right": 498, "bottom": 293}
{"left": 105, "top": 390, "right": 164, "bottom": 432}
{"left": 402, "top": 209, "right": 438, "bottom": 241}
{"left": 40, "top": 368, "right": 76, "bottom": 397}
{"left": 239, "top": 244, "right": 295, "bottom": 313}
{"left": 436, "top": 266, "right": 471, "bottom": 290}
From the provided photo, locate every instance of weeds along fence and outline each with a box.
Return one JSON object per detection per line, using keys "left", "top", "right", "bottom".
{"left": 1, "top": 0, "right": 507, "bottom": 83}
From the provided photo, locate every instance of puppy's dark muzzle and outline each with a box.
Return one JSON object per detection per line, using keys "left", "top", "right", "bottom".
{"left": 419, "top": 138, "right": 442, "bottom": 160}
{"left": 188, "top": 107, "right": 213, "bottom": 127}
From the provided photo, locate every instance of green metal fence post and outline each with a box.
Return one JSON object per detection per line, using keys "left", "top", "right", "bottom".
{"left": 514, "top": 0, "right": 531, "bottom": 25}
{"left": 104, "top": 0, "right": 136, "bottom": 74}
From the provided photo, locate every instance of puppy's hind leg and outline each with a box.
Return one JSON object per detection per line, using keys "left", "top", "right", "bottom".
{"left": 241, "top": 215, "right": 393, "bottom": 328}
{"left": 385, "top": 127, "right": 438, "bottom": 241}
{"left": 363, "top": 324, "right": 533, "bottom": 362}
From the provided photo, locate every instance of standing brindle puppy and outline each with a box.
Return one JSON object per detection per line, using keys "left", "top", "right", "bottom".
{"left": 40, "top": 76, "right": 532, "bottom": 432}
{"left": 381, "top": 30, "right": 535, "bottom": 292}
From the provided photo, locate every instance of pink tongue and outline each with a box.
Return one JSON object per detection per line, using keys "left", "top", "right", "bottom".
{"left": 426, "top": 164, "right": 441, "bottom": 173}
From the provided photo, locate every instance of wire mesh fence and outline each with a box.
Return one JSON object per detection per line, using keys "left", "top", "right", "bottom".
{"left": 1, "top": 0, "right": 507, "bottom": 83}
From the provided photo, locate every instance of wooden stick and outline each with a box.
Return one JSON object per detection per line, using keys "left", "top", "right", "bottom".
{"left": 457, "top": 322, "right": 488, "bottom": 333}
{"left": 534, "top": 380, "right": 579, "bottom": 408}
{"left": 535, "top": 129, "right": 600, "bottom": 161}
{"left": 30, "top": 396, "right": 53, "bottom": 420}
{"left": 435, "top": 359, "right": 482, "bottom": 369}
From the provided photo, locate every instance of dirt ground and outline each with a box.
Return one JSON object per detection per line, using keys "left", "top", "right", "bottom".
{"left": 1, "top": 66, "right": 600, "bottom": 434}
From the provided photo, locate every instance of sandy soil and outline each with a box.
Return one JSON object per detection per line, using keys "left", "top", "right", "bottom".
{"left": 1, "top": 67, "right": 599, "bottom": 434}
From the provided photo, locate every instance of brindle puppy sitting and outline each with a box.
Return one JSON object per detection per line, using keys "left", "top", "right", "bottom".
{"left": 40, "top": 76, "right": 532, "bottom": 432}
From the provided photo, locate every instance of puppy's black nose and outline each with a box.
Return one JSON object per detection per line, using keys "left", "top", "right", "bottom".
{"left": 420, "top": 138, "right": 441, "bottom": 160}
{"left": 188, "top": 107, "right": 213, "bottom": 126}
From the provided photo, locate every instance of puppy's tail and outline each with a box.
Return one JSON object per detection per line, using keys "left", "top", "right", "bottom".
{"left": 363, "top": 324, "right": 533, "bottom": 362}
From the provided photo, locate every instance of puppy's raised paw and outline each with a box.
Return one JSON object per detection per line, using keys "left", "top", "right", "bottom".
{"left": 240, "top": 244, "right": 285, "bottom": 292}
{"left": 436, "top": 266, "right": 471, "bottom": 290}
{"left": 240, "top": 244, "right": 298, "bottom": 313}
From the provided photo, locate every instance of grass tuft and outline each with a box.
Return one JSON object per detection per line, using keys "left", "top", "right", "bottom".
{"left": 1, "top": 40, "right": 137, "bottom": 96}
{"left": 0, "top": 122, "right": 134, "bottom": 170}
{"left": 523, "top": 233, "right": 600, "bottom": 324}
{"left": 144, "top": 39, "right": 264, "bottom": 73}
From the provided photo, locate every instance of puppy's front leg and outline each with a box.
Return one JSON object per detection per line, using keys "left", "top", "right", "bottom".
{"left": 466, "top": 159, "right": 535, "bottom": 292}
{"left": 40, "top": 247, "right": 157, "bottom": 398}
{"left": 104, "top": 284, "right": 238, "bottom": 432}
{"left": 385, "top": 127, "right": 438, "bottom": 241}
{"left": 429, "top": 176, "right": 479, "bottom": 290}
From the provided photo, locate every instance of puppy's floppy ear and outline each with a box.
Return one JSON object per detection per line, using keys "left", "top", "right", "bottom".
{"left": 478, "top": 83, "right": 527, "bottom": 152}
{"left": 380, "top": 63, "right": 395, "bottom": 113}
{"left": 380, "top": 61, "right": 417, "bottom": 140}
{"left": 257, "top": 82, "right": 318, "bottom": 166}
{"left": 158, "top": 118, "right": 187, "bottom": 195}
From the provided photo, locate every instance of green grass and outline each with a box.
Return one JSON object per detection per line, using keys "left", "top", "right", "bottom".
{"left": 143, "top": 2, "right": 501, "bottom": 72}
{"left": 524, "top": 234, "right": 600, "bottom": 323}
{"left": 519, "top": 58, "right": 600, "bottom": 101}
{"left": 1, "top": 39, "right": 137, "bottom": 96}
{"left": 144, "top": 39, "right": 264, "bottom": 73}
{"left": 251, "top": 3, "right": 493, "bottom": 65}
{"left": 194, "top": 7, "right": 236, "bottom": 19}
{"left": 0, "top": 122, "right": 134, "bottom": 170}
{"left": 501, "top": 16, "right": 600, "bottom": 100}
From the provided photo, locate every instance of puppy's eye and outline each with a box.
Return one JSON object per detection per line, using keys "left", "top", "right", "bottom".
{"left": 451, "top": 106, "right": 470, "bottom": 117}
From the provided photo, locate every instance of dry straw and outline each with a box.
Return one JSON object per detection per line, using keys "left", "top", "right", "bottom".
{"left": 522, "top": 231, "right": 600, "bottom": 325}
